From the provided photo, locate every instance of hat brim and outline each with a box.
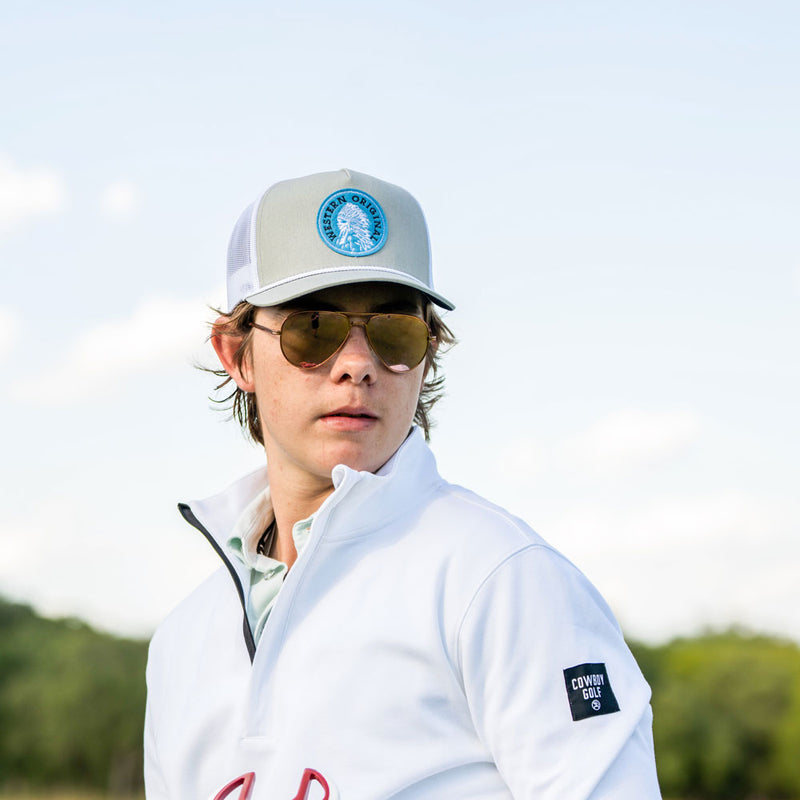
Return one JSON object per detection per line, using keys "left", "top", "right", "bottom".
{"left": 244, "top": 265, "right": 455, "bottom": 311}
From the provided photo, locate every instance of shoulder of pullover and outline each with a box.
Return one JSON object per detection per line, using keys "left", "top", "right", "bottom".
{"left": 425, "top": 479, "right": 553, "bottom": 562}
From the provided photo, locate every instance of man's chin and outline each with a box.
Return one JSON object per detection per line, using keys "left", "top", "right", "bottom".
{"left": 323, "top": 445, "right": 389, "bottom": 476}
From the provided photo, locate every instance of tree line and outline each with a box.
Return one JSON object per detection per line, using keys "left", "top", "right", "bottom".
{"left": 1, "top": 596, "right": 799, "bottom": 798}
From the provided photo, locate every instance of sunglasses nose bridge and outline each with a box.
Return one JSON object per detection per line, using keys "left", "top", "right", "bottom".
{"left": 348, "top": 317, "right": 392, "bottom": 368}
{"left": 336, "top": 316, "right": 374, "bottom": 357}
{"left": 346, "top": 317, "right": 369, "bottom": 332}
{"left": 323, "top": 315, "right": 382, "bottom": 382}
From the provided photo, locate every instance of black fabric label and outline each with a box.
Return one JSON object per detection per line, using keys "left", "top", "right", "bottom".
{"left": 563, "top": 662, "right": 620, "bottom": 721}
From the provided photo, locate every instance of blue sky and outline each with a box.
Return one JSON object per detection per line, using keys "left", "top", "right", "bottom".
{"left": 1, "top": 0, "right": 798, "bottom": 643}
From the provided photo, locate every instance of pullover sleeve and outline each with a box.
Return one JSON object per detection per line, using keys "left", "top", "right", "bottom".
{"left": 457, "top": 544, "right": 662, "bottom": 799}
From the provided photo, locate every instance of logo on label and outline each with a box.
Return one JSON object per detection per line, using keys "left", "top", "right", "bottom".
{"left": 563, "top": 662, "right": 620, "bottom": 722}
{"left": 317, "top": 189, "right": 387, "bottom": 256}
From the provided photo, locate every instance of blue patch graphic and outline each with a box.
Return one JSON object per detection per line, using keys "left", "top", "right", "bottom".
{"left": 317, "top": 189, "right": 387, "bottom": 256}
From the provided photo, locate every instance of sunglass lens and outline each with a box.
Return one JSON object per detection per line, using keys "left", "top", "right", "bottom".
{"left": 281, "top": 311, "right": 349, "bottom": 368}
{"left": 367, "top": 315, "right": 429, "bottom": 372}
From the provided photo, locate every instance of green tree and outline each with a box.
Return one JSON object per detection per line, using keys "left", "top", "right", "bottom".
{"left": 632, "top": 630, "right": 800, "bottom": 799}
{"left": 0, "top": 597, "right": 147, "bottom": 793}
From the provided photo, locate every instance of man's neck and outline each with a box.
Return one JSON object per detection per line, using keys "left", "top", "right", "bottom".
{"left": 266, "top": 464, "right": 334, "bottom": 570}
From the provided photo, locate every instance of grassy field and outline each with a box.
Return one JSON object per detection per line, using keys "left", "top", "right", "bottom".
{"left": 0, "top": 794, "right": 143, "bottom": 800}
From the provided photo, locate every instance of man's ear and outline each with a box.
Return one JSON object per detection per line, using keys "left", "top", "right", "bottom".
{"left": 211, "top": 316, "right": 255, "bottom": 393}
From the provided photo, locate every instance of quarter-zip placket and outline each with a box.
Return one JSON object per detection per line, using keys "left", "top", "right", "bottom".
{"left": 178, "top": 469, "right": 360, "bottom": 668}
{"left": 179, "top": 502, "right": 257, "bottom": 661}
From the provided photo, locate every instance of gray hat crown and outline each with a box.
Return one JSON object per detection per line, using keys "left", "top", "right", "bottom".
{"left": 225, "top": 169, "right": 454, "bottom": 312}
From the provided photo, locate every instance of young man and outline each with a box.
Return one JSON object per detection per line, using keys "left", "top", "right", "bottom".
{"left": 144, "top": 169, "right": 662, "bottom": 800}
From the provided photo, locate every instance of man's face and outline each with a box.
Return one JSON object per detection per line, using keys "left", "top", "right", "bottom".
{"left": 244, "top": 282, "right": 427, "bottom": 492}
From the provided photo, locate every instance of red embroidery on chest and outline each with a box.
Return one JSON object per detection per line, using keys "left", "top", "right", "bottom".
{"left": 213, "top": 772, "right": 255, "bottom": 800}
{"left": 290, "top": 768, "right": 331, "bottom": 800}
{"left": 212, "top": 767, "right": 331, "bottom": 800}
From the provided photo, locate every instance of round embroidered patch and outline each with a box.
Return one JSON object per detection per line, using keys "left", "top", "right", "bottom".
{"left": 317, "top": 189, "right": 387, "bottom": 256}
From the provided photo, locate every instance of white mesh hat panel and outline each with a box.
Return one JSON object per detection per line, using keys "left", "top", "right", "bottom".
{"left": 225, "top": 197, "right": 261, "bottom": 312}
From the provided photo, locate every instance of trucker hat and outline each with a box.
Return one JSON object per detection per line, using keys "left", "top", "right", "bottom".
{"left": 225, "top": 168, "right": 454, "bottom": 312}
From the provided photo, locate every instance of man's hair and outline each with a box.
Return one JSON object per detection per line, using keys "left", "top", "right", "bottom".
{"left": 208, "top": 300, "right": 455, "bottom": 443}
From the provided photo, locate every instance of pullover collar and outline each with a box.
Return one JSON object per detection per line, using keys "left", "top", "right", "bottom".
{"left": 183, "top": 427, "right": 440, "bottom": 554}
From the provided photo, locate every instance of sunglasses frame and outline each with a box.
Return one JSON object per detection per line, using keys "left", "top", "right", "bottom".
{"left": 249, "top": 310, "right": 436, "bottom": 372}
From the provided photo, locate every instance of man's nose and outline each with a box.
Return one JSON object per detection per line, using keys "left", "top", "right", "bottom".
{"left": 328, "top": 322, "right": 378, "bottom": 384}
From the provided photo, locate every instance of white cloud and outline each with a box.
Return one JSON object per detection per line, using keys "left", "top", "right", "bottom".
{"left": 555, "top": 408, "right": 702, "bottom": 475}
{"left": 0, "top": 308, "right": 19, "bottom": 360}
{"left": 495, "top": 436, "right": 548, "bottom": 481}
{"left": 538, "top": 491, "right": 800, "bottom": 643}
{"left": 12, "top": 290, "right": 225, "bottom": 405}
{"left": 551, "top": 491, "right": 775, "bottom": 558}
{"left": 0, "top": 497, "right": 220, "bottom": 637}
{"left": 100, "top": 180, "right": 140, "bottom": 220}
{"left": 0, "top": 155, "right": 66, "bottom": 234}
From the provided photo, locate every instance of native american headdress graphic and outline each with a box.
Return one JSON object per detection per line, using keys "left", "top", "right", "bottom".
{"left": 334, "top": 203, "right": 374, "bottom": 252}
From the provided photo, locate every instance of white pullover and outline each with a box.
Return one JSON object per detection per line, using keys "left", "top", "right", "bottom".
{"left": 145, "top": 429, "right": 661, "bottom": 800}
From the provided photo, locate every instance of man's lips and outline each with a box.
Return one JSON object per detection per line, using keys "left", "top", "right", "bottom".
{"left": 322, "top": 406, "right": 378, "bottom": 419}
{"left": 320, "top": 407, "right": 378, "bottom": 430}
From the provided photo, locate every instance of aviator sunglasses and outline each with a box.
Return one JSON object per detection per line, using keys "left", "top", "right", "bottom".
{"left": 250, "top": 310, "right": 435, "bottom": 373}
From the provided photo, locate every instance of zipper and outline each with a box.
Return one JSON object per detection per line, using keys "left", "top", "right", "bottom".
{"left": 178, "top": 502, "right": 256, "bottom": 662}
